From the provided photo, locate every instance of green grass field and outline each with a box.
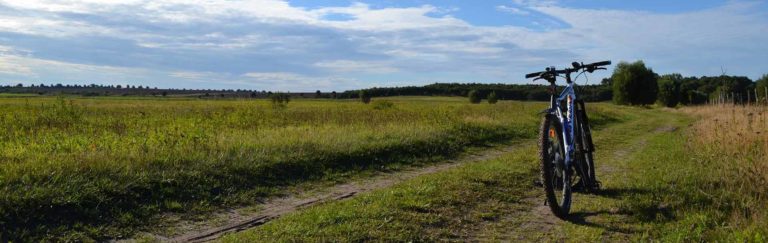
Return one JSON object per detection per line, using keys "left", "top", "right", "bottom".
{"left": 0, "top": 96, "right": 582, "bottom": 241}
{"left": 1, "top": 96, "right": 764, "bottom": 241}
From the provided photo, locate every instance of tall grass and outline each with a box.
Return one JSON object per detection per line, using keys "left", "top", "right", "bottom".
{"left": 681, "top": 105, "right": 768, "bottom": 239}
{"left": 0, "top": 97, "right": 547, "bottom": 240}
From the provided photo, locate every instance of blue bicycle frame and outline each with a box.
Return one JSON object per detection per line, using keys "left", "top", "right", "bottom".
{"left": 550, "top": 84, "right": 577, "bottom": 169}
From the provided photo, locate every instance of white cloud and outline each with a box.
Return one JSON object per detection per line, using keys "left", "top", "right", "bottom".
{"left": 528, "top": 1, "right": 768, "bottom": 76}
{"left": 240, "top": 72, "right": 358, "bottom": 91}
{"left": 496, "top": 5, "right": 530, "bottom": 15}
{"left": 314, "top": 60, "right": 398, "bottom": 74}
{"left": 511, "top": 0, "right": 558, "bottom": 7}
{"left": 313, "top": 3, "right": 467, "bottom": 31}
{"left": 0, "top": 15, "right": 115, "bottom": 38}
{"left": 169, "top": 71, "right": 220, "bottom": 80}
{"left": 0, "top": 58, "right": 34, "bottom": 76}
{"left": 0, "top": 0, "right": 766, "bottom": 90}
{"left": 242, "top": 72, "right": 306, "bottom": 81}
{"left": 0, "top": 54, "right": 148, "bottom": 78}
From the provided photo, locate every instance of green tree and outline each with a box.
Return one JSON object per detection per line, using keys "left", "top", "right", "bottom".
{"left": 600, "top": 77, "right": 613, "bottom": 86}
{"left": 487, "top": 91, "right": 498, "bottom": 104}
{"left": 468, "top": 89, "right": 481, "bottom": 104}
{"left": 359, "top": 90, "right": 371, "bottom": 104}
{"left": 756, "top": 74, "right": 768, "bottom": 103}
{"left": 611, "top": 60, "right": 658, "bottom": 105}
{"left": 657, "top": 73, "right": 682, "bottom": 107}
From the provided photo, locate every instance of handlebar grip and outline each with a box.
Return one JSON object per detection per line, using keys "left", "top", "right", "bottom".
{"left": 525, "top": 71, "right": 543, "bottom": 79}
{"left": 590, "top": 61, "right": 611, "bottom": 66}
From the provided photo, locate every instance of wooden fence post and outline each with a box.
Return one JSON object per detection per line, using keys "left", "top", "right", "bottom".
{"left": 755, "top": 89, "right": 759, "bottom": 106}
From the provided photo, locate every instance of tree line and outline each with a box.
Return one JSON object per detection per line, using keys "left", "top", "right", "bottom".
{"left": 4, "top": 62, "right": 766, "bottom": 106}
{"left": 339, "top": 83, "right": 614, "bottom": 102}
{"left": 0, "top": 83, "right": 300, "bottom": 98}
{"left": 609, "top": 60, "right": 768, "bottom": 107}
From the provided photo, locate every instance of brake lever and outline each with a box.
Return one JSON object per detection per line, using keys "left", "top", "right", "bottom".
{"left": 533, "top": 77, "right": 544, "bottom": 82}
{"left": 586, "top": 66, "right": 607, "bottom": 73}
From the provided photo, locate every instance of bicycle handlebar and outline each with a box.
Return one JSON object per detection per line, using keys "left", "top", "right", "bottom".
{"left": 525, "top": 71, "right": 543, "bottom": 79}
{"left": 589, "top": 60, "right": 611, "bottom": 67}
{"left": 525, "top": 60, "right": 611, "bottom": 80}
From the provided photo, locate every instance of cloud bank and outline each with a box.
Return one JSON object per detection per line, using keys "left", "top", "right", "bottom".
{"left": 0, "top": 0, "right": 765, "bottom": 90}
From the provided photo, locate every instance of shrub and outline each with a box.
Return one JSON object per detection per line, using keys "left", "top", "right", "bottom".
{"left": 487, "top": 91, "right": 498, "bottom": 104}
{"left": 359, "top": 90, "right": 371, "bottom": 104}
{"left": 270, "top": 92, "right": 291, "bottom": 107}
{"left": 468, "top": 89, "right": 481, "bottom": 104}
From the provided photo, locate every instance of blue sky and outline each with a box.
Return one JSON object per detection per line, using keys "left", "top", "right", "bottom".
{"left": 0, "top": 0, "right": 766, "bottom": 91}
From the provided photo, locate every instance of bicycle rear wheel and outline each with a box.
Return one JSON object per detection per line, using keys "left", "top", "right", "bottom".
{"left": 575, "top": 101, "right": 598, "bottom": 192}
{"left": 539, "top": 114, "right": 572, "bottom": 218}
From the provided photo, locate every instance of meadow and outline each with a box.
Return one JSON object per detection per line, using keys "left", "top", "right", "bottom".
{"left": 223, "top": 103, "right": 768, "bottom": 242}
{"left": 0, "top": 96, "right": 577, "bottom": 241}
{"left": 3, "top": 95, "right": 763, "bottom": 241}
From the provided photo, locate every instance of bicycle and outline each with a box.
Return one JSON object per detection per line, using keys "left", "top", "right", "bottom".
{"left": 524, "top": 60, "right": 611, "bottom": 218}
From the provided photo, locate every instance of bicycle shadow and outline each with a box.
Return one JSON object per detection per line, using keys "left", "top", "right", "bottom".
{"left": 591, "top": 187, "right": 653, "bottom": 199}
{"left": 562, "top": 186, "right": 673, "bottom": 235}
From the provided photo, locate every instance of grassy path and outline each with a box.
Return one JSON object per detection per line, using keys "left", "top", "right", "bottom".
{"left": 221, "top": 106, "right": 695, "bottom": 241}
{"left": 470, "top": 108, "right": 691, "bottom": 241}
{"left": 141, "top": 143, "right": 527, "bottom": 241}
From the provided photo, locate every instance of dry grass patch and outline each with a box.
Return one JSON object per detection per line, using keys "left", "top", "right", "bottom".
{"left": 681, "top": 105, "right": 768, "bottom": 238}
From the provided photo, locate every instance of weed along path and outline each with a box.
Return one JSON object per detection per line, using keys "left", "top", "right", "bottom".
{"left": 142, "top": 142, "right": 529, "bottom": 242}
{"left": 218, "top": 106, "right": 697, "bottom": 242}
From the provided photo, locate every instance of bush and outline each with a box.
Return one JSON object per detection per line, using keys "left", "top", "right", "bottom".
{"left": 612, "top": 60, "right": 658, "bottom": 105}
{"left": 487, "top": 91, "right": 498, "bottom": 104}
{"left": 270, "top": 93, "right": 291, "bottom": 107}
{"left": 359, "top": 90, "right": 371, "bottom": 104}
{"left": 468, "top": 89, "right": 481, "bottom": 104}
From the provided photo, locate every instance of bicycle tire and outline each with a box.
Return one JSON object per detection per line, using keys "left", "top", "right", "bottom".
{"left": 539, "top": 114, "right": 572, "bottom": 218}
{"left": 576, "top": 101, "right": 598, "bottom": 191}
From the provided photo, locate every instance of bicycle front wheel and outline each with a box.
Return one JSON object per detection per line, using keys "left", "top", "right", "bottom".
{"left": 539, "top": 114, "right": 572, "bottom": 218}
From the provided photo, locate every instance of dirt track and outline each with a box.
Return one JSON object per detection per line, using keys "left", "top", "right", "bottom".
{"left": 140, "top": 143, "right": 526, "bottom": 242}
